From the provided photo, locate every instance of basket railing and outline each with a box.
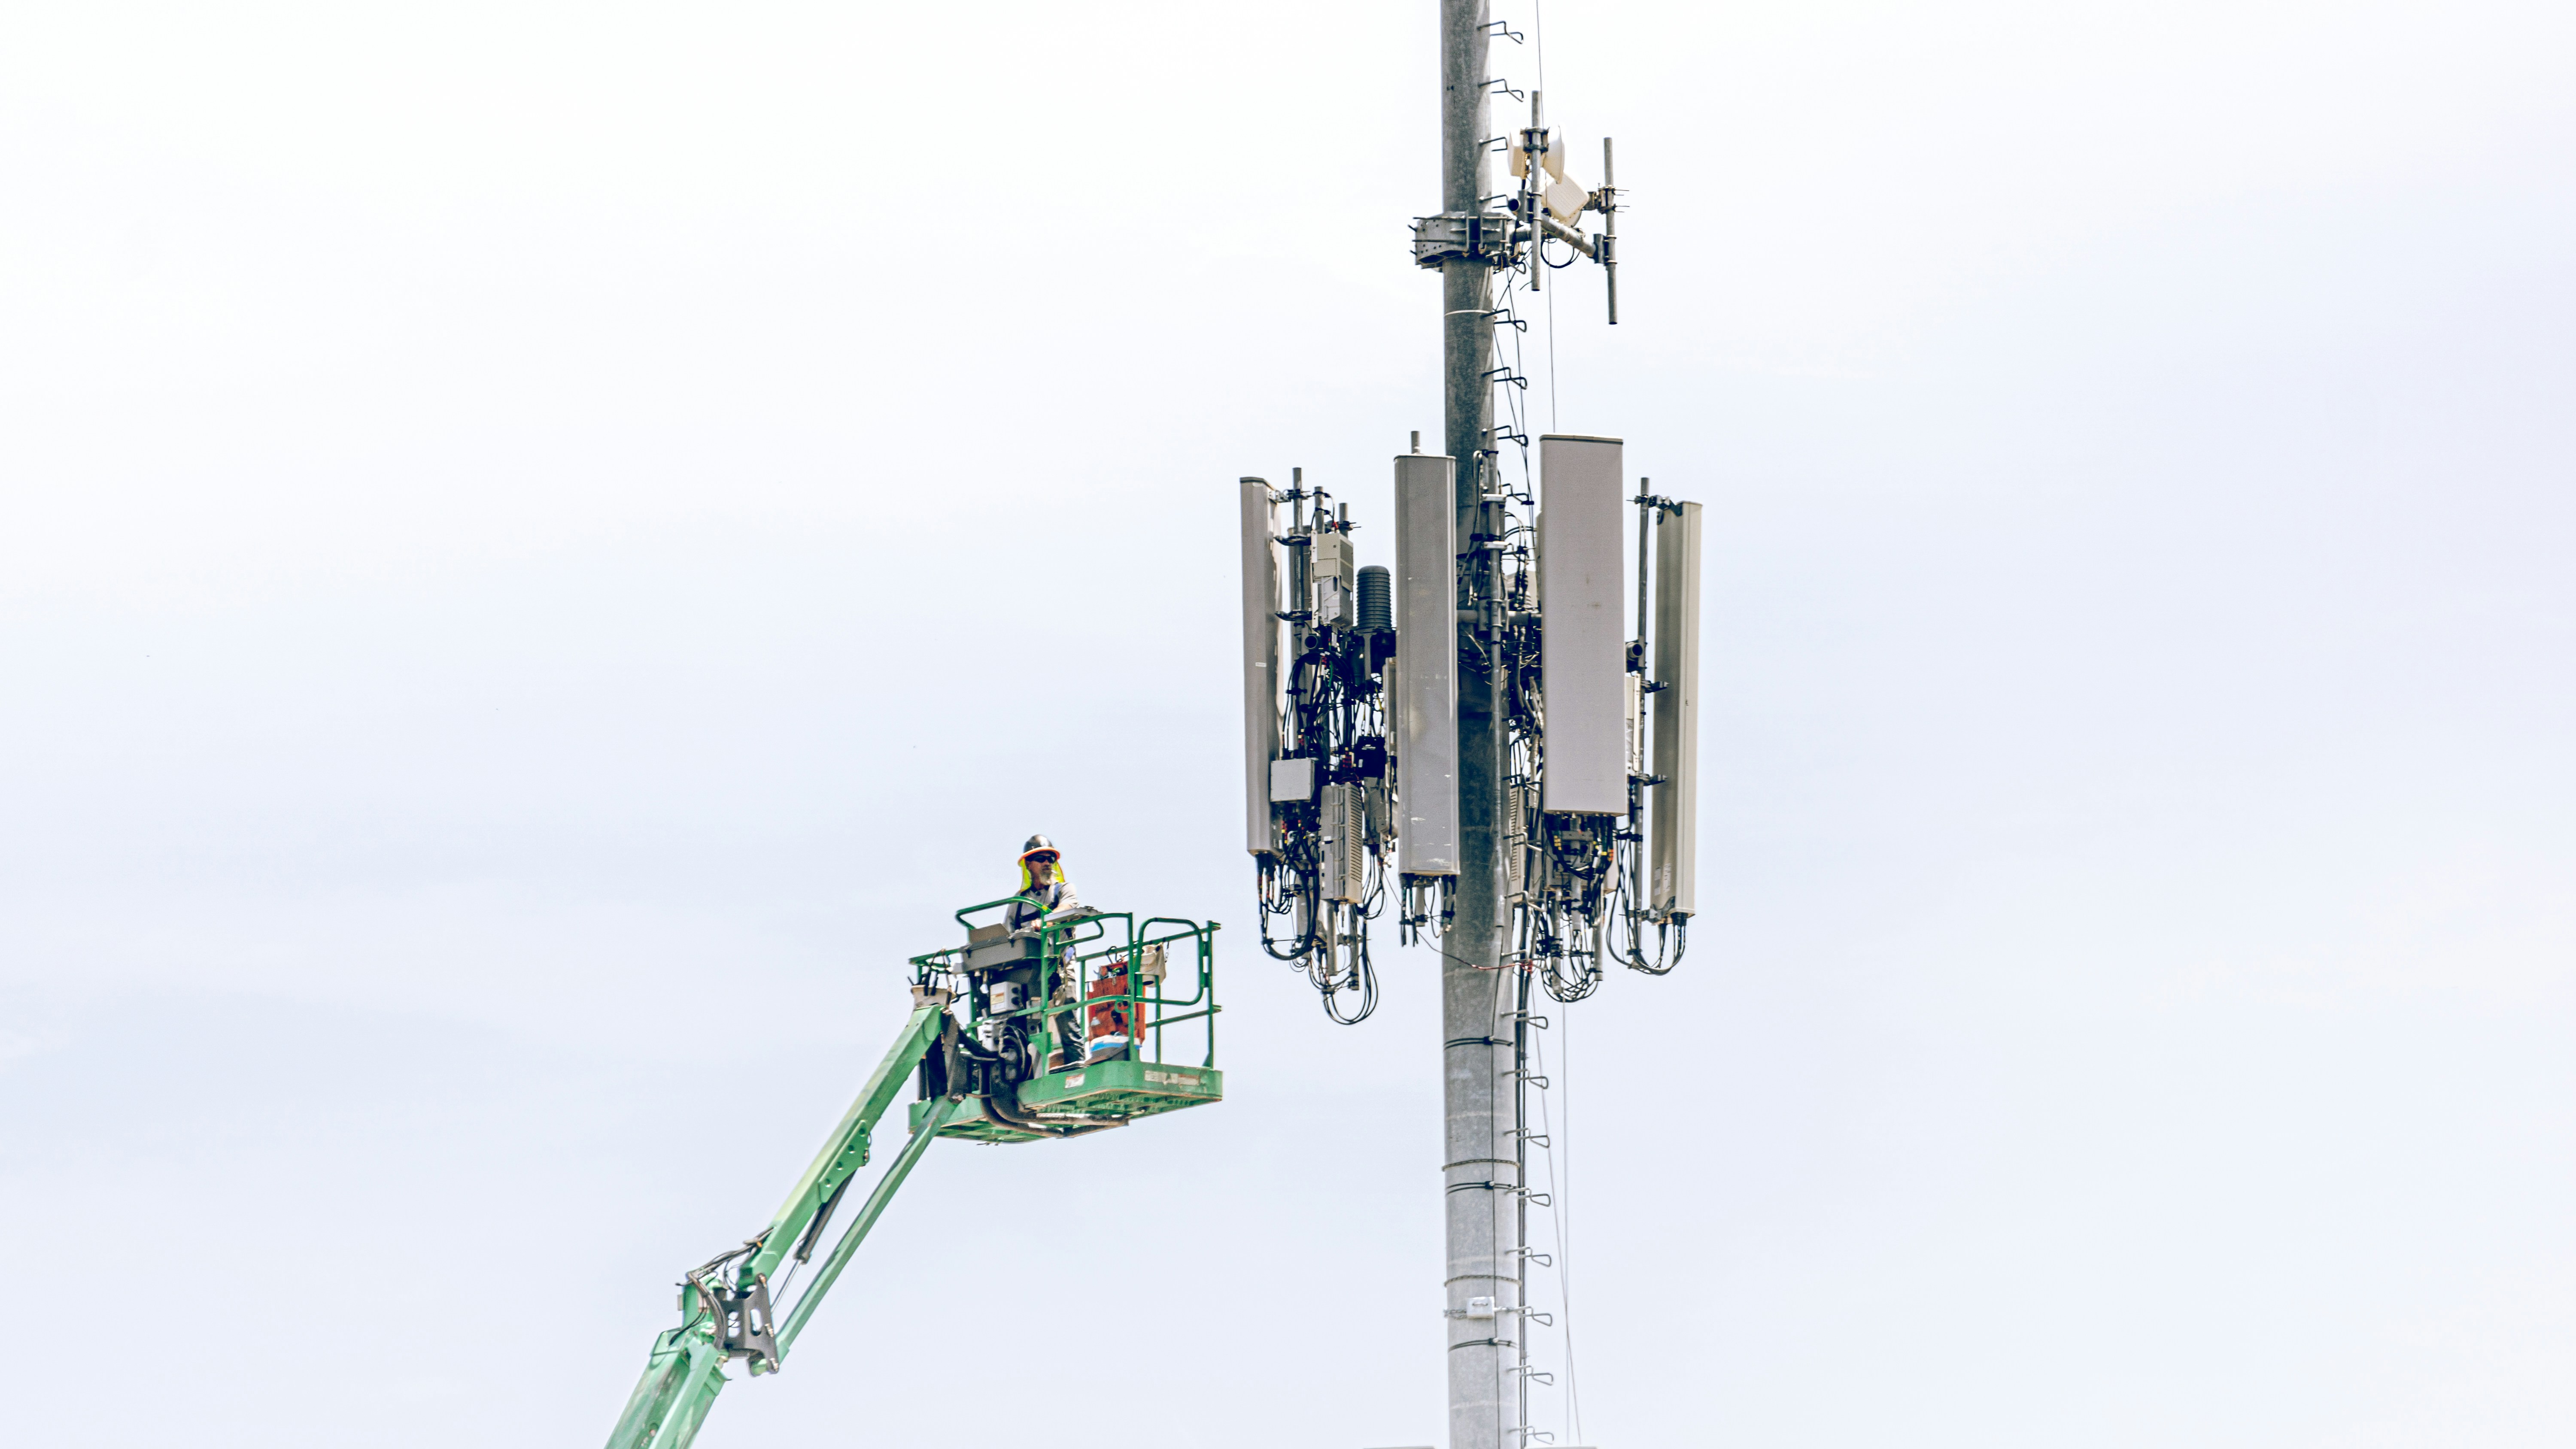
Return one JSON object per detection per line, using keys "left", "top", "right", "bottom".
{"left": 910, "top": 901, "right": 1220, "bottom": 1071}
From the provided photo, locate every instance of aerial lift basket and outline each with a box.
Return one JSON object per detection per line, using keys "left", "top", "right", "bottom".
{"left": 907, "top": 900, "right": 1224, "bottom": 1142}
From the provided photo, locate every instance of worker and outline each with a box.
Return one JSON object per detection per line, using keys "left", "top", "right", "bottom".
{"left": 1004, "top": 834, "right": 1078, "bottom": 932}
{"left": 1005, "top": 835, "right": 1088, "bottom": 1071}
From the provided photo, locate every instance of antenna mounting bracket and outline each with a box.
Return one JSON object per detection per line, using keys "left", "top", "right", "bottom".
{"left": 1410, "top": 212, "right": 1513, "bottom": 270}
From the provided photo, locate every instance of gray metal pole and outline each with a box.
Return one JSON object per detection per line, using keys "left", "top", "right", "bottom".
{"left": 1440, "top": 5, "right": 1519, "bottom": 1449}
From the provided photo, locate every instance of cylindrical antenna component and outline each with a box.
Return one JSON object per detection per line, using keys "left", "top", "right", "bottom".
{"left": 1538, "top": 435, "right": 1628, "bottom": 814}
{"left": 1602, "top": 137, "right": 1619, "bottom": 325}
{"left": 1356, "top": 564, "right": 1392, "bottom": 634}
{"left": 1393, "top": 452, "right": 1458, "bottom": 876}
{"left": 1527, "top": 90, "right": 1544, "bottom": 294}
{"left": 1238, "top": 478, "right": 1282, "bottom": 855}
{"left": 1650, "top": 500, "right": 1703, "bottom": 918}
{"left": 1636, "top": 477, "right": 1653, "bottom": 645}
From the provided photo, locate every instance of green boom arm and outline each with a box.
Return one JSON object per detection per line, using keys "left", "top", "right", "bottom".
{"left": 602, "top": 1003, "right": 960, "bottom": 1449}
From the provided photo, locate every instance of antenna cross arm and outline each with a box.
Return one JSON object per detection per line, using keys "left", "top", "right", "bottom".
{"left": 1537, "top": 214, "right": 1598, "bottom": 259}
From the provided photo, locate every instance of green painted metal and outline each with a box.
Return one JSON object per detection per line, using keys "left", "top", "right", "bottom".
{"left": 911, "top": 1058, "right": 1224, "bottom": 1143}
{"left": 775, "top": 1094, "right": 960, "bottom": 1353}
{"left": 600, "top": 1321, "right": 727, "bottom": 1449}
{"left": 1021, "top": 1056, "right": 1222, "bottom": 1114}
{"left": 742, "top": 1003, "right": 947, "bottom": 1286}
{"left": 904, "top": 1091, "right": 1037, "bottom": 1145}
{"left": 601, "top": 1009, "right": 950, "bottom": 1449}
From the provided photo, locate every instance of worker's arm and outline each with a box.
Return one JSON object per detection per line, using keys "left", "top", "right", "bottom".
{"left": 1012, "top": 890, "right": 1095, "bottom": 939}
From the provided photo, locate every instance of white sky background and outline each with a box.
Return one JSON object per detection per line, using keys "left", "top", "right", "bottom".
{"left": 2, "top": 0, "right": 2571, "bottom": 1444}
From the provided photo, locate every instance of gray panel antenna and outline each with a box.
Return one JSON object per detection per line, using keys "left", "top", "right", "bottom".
{"left": 1393, "top": 452, "right": 1458, "bottom": 875}
{"left": 1538, "top": 436, "right": 1627, "bottom": 814}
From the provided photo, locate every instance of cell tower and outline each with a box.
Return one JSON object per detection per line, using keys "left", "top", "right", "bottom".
{"left": 1236, "top": 6, "right": 1703, "bottom": 1447}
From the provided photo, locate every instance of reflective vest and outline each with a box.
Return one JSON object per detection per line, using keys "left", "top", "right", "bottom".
{"left": 1004, "top": 868, "right": 1075, "bottom": 931}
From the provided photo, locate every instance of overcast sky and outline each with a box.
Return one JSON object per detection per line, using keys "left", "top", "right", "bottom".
{"left": 3, "top": 2, "right": 2571, "bottom": 1446}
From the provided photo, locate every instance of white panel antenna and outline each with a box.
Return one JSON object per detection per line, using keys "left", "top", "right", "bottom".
{"left": 1394, "top": 451, "right": 1459, "bottom": 876}
{"left": 1649, "top": 500, "right": 1702, "bottom": 920}
{"left": 1537, "top": 436, "right": 1627, "bottom": 814}
{"left": 1238, "top": 479, "right": 1282, "bottom": 854}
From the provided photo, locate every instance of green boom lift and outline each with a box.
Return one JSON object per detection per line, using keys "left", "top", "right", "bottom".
{"left": 601, "top": 900, "right": 1223, "bottom": 1449}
